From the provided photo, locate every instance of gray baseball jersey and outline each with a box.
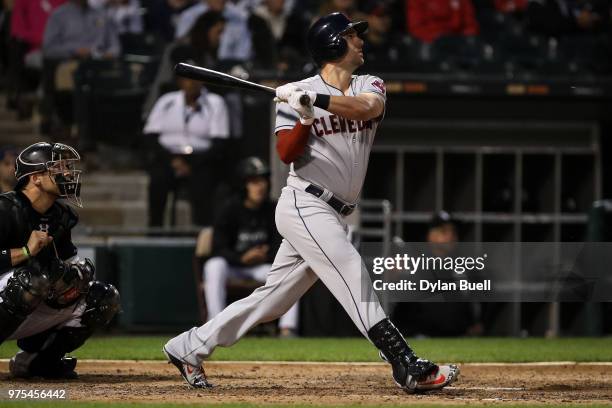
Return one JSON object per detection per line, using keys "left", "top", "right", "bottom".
{"left": 275, "top": 74, "right": 387, "bottom": 204}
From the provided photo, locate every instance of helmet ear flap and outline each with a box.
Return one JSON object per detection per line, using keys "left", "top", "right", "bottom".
{"left": 333, "top": 36, "right": 348, "bottom": 62}
{"left": 319, "top": 35, "right": 347, "bottom": 65}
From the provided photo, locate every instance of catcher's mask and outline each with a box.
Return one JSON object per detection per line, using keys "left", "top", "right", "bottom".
{"left": 15, "top": 142, "right": 83, "bottom": 207}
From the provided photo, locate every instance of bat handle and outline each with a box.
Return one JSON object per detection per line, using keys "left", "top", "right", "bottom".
{"left": 299, "top": 94, "right": 311, "bottom": 107}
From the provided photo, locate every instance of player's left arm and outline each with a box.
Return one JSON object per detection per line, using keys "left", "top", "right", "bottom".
{"left": 326, "top": 92, "right": 384, "bottom": 121}
{"left": 283, "top": 76, "right": 387, "bottom": 122}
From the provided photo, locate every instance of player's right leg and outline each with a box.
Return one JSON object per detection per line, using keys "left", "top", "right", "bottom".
{"left": 0, "top": 265, "right": 51, "bottom": 344}
{"left": 163, "top": 240, "right": 318, "bottom": 388}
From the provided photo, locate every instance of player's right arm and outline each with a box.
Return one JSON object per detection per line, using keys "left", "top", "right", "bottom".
{"left": 0, "top": 204, "right": 52, "bottom": 269}
{"left": 275, "top": 123, "right": 311, "bottom": 164}
{"left": 274, "top": 84, "right": 312, "bottom": 164}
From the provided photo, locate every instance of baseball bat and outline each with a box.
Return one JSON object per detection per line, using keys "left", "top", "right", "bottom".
{"left": 174, "top": 62, "right": 311, "bottom": 106}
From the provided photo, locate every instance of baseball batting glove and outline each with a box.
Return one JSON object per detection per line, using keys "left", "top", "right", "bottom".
{"left": 274, "top": 83, "right": 300, "bottom": 102}
{"left": 288, "top": 89, "right": 317, "bottom": 125}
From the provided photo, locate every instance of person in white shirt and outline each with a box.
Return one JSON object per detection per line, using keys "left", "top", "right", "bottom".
{"left": 143, "top": 48, "right": 229, "bottom": 226}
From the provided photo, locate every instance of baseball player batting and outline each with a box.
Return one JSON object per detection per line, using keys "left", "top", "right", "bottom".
{"left": 163, "top": 12, "right": 460, "bottom": 393}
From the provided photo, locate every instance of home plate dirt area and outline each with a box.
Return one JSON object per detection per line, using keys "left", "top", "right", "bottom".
{"left": 1, "top": 361, "right": 611, "bottom": 405}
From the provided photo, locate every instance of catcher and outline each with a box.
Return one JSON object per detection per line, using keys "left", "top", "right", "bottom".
{"left": 0, "top": 142, "right": 120, "bottom": 379}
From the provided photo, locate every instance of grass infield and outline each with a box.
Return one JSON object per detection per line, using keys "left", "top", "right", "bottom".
{"left": 1, "top": 336, "right": 612, "bottom": 362}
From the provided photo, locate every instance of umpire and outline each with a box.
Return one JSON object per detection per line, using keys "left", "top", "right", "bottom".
{"left": 0, "top": 142, "right": 120, "bottom": 379}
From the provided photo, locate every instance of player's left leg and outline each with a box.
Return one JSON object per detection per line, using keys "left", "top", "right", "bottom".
{"left": 247, "top": 263, "right": 299, "bottom": 335}
{"left": 164, "top": 239, "right": 318, "bottom": 388}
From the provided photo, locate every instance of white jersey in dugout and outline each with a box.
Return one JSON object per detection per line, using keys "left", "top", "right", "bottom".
{"left": 275, "top": 74, "right": 387, "bottom": 204}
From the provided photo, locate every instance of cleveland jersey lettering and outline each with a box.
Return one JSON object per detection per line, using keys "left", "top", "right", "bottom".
{"left": 275, "top": 74, "right": 386, "bottom": 204}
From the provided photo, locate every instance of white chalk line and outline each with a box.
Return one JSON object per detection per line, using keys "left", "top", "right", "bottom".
{"left": 1, "top": 359, "right": 611, "bottom": 366}
{"left": 448, "top": 386, "right": 526, "bottom": 391}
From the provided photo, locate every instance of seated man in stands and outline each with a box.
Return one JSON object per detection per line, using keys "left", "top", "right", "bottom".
{"left": 40, "top": 0, "right": 121, "bottom": 137}
{"left": 143, "top": 45, "right": 229, "bottom": 227}
{"left": 204, "top": 157, "right": 299, "bottom": 337}
{"left": 405, "top": 0, "right": 480, "bottom": 43}
{"left": 8, "top": 0, "right": 66, "bottom": 119}
{"left": 361, "top": 1, "right": 407, "bottom": 71}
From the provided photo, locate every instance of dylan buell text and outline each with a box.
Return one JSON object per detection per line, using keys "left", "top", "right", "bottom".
{"left": 372, "top": 279, "right": 492, "bottom": 293}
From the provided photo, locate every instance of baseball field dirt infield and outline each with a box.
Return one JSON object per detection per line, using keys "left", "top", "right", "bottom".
{"left": 1, "top": 360, "right": 611, "bottom": 405}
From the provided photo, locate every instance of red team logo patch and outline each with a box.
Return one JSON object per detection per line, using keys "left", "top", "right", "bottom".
{"left": 372, "top": 80, "right": 386, "bottom": 94}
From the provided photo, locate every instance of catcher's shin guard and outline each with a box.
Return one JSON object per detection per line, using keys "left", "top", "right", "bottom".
{"left": 12, "top": 326, "right": 93, "bottom": 379}
{"left": 368, "top": 318, "right": 438, "bottom": 393}
{"left": 0, "top": 264, "right": 52, "bottom": 343}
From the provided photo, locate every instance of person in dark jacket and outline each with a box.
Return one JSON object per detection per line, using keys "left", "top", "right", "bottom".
{"left": 203, "top": 157, "right": 298, "bottom": 336}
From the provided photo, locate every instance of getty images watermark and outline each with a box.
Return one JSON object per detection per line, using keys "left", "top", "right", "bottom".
{"left": 360, "top": 242, "right": 612, "bottom": 302}
{"left": 371, "top": 253, "right": 490, "bottom": 293}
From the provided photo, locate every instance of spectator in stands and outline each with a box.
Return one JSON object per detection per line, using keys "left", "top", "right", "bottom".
{"left": 42, "top": 0, "right": 120, "bottom": 60}
{"left": 143, "top": 45, "right": 229, "bottom": 227}
{"left": 406, "top": 0, "right": 480, "bottom": 43}
{"left": 40, "top": 0, "right": 120, "bottom": 136}
{"left": 8, "top": 0, "right": 65, "bottom": 118}
{"left": 0, "top": 0, "right": 13, "bottom": 80}
{"left": 526, "top": 0, "right": 610, "bottom": 37}
{"left": 495, "top": 0, "right": 528, "bottom": 13}
{"left": 392, "top": 211, "right": 484, "bottom": 337}
{"left": 174, "top": 0, "right": 251, "bottom": 62}
{"left": 317, "top": 0, "right": 366, "bottom": 22}
{"left": 145, "top": 0, "right": 195, "bottom": 42}
{"left": 104, "top": 0, "right": 144, "bottom": 34}
{"left": 204, "top": 157, "right": 299, "bottom": 337}
{"left": 251, "top": 0, "right": 310, "bottom": 71}
{"left": 0, "top": 146, "right": 17, "bottom": 193}
{"left": 143, "top": 10, "right": 225, "bottom": 118}
{"left": 361, "top": 0, "right": 406, "bottom": 71}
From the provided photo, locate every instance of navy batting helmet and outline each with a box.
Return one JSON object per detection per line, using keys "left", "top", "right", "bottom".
{"left": 307, "top": 12, "right": 368, "bottom": 66}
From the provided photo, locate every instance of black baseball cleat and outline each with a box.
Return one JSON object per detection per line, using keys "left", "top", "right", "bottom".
{"left": 10, "top": 354, "right": 78, "bottom": 379}
{"left": 163, "top": 346, "right": 212, "bottom": 389}
{"left": 379, "top": 350, "right": 460, "bottom": 393}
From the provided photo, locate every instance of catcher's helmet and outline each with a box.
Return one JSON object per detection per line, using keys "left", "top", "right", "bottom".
{"left": 237, "top": 157, "right": 270, "bottom": 181}
{"left": 15, "top": 142, "right": 83, "bottom": 207}
{"left": 307, "top": 12, "right": 368, "bottom": 66}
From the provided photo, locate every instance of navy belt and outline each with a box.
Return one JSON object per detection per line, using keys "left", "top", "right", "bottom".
{"left": 305, "top": 184, "right": 356, "bottom": 216}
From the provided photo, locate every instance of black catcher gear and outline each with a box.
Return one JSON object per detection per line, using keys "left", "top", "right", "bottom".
{"left": 11, "top": 326, "right": 93, "bottom": 379}
{"left": 0, "top": 263, "right": 51, "bottom": 342}
{"left": 45, "top": 258, "right": 95, "bottom": 309}
{"left": 81, "top": 281, "right": 121, "bottom": 329}
{"left": 15, "top": 142, "right": 82, "bottom": 207}
{"left": 307, "top": 12, "right": 368, "bottom": 66}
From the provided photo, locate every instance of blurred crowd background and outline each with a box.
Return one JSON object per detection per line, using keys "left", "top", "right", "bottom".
{"left": 0, "top": 0, "right": 611, "bottom": 337}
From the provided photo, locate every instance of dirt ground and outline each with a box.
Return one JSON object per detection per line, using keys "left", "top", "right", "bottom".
{"left": 1, "top": 361, "right": 611, "bottom": 405}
